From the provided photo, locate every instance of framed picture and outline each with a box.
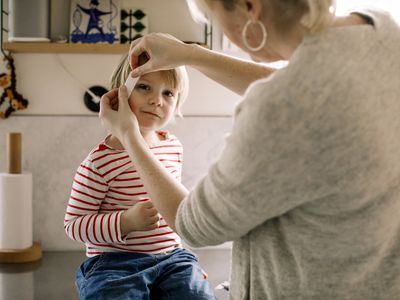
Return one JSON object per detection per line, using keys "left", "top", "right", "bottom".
{"left": 70, "top": 0, "right": 120, "bottom": 43}
{"left": 120, "top": 7, "right": 148, "bottom": 44}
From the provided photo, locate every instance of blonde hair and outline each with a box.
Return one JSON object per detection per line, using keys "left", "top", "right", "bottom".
{"left": 187, "top": 0, "right": 336, "bottom": 33}
{"left": 299, "top": 0, "right": 336, "bottom": 33}
{"left": 110, "top": 54, "right": 189, "bottom": 117}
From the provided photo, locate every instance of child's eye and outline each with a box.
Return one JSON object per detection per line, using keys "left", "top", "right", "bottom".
{"left": 136, "top": 84, "right": 150, "bottom": 91}
{"left": 163, "top": 90, "right": 175, "bottom": 98}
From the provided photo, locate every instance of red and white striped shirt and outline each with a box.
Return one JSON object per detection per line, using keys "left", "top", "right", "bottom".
{"left": 64, "top": 132, "right": 183, "bottom": 257}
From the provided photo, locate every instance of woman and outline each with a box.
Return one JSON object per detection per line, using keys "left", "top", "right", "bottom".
{"left": 100, "top": 0, "right": 400, "bottom": 299}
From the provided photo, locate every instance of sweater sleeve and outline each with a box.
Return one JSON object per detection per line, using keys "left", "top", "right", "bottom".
{"left": 64, "top": 158, "right": 124, "bottom": 245}
{"left": 176, "top": 78, "right": 343, "bottom": 247}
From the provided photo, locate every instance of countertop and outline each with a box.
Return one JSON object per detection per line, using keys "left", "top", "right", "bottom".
{"left": 0, "top": 249, "right": 231, "bottom": 300}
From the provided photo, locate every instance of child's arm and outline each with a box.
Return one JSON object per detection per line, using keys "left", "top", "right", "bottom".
{"left": 64, "top": 160, "right": 125, "bottom": 245}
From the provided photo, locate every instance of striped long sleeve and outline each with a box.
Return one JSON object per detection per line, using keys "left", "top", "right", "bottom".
{"left": 64, "top": 159, "right": 124, "bottom": 245}
{"left": 64, "top": 133, "right": 183, "bottom": 256}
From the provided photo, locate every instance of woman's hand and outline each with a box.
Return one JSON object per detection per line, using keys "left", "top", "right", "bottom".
{"left": 129, "top": 33, "right": 194, "bottom": 76}
{"left": 99, "top": 85, "right": 140, "bottom": 143}
{"left": 120, "top": 201, "right": 160, "bottom": 235}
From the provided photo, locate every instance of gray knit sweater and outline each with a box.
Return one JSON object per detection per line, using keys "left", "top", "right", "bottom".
{"left": 176, "top": 8, "right": 400, "bottom": 300}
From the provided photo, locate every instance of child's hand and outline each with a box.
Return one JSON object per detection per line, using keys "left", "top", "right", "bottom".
{"left": 120, "top": 201, "right": 160, "bottom": 235}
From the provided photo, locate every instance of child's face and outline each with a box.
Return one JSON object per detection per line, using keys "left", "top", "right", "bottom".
{"left": 129, "top": 71, "right": 178, "bottom": 131}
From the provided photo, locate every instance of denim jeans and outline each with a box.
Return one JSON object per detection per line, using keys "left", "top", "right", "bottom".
{"left": 76, "top": 248, "right": 217, "bottom": 300}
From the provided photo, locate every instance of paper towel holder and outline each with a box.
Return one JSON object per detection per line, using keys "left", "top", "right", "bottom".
{"left": 0, "top": 133, "right": 42, "bottom": 263}
{"left": 0, "top": 242, "right": 42, "bottom": 263}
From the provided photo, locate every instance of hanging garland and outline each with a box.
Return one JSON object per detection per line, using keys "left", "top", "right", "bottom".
{"left": 0, "top": 54, "right": 28, "bottom": 119}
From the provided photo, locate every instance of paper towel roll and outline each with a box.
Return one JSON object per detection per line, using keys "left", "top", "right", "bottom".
{"left": 0, "top": 173, "right": 32, "bottom": 250}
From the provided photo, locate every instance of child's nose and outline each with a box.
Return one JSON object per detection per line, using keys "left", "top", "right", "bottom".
{"left": 148, "top": 94, "right": 162, "bottom": 106}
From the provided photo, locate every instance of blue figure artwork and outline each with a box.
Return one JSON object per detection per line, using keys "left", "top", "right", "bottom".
{"left": 70, "top": 0, "right": 120, "bottom": 44}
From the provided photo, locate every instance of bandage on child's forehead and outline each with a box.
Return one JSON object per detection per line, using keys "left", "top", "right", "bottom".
{"left": 124, "top": 52, "right": 149, "bottom": 97}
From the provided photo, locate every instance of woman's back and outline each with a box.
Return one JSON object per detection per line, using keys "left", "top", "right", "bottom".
{"left": 232, "top": 8, "right": 400, "bottom": 299}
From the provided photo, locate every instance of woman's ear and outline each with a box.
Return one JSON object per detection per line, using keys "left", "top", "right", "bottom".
{"left": 245, "top": 0, "right": 262, "bottom": 20}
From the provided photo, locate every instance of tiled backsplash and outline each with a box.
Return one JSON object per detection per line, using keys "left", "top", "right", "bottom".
{"left": 0, "top": 116, "right": 233, "bottom": 250}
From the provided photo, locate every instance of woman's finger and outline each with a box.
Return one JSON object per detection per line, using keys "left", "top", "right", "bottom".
{"left": 131, "top": 63, "right": 151, "bottom": 77}
{"left": 128, "top": 36, "right": 143, "bottom": 54}
{"left": 129, "top": 42, "right": 149, "bottom": 70}
{"left": 129, "top": 39, "right": 148, "bottom": 59}
{"left": 130, "top": 54, "right": 152, "bottom": 77}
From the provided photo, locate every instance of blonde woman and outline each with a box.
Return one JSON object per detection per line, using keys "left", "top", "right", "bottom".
{"left": 100, "top": 1, "right": 400, "bottom": 299}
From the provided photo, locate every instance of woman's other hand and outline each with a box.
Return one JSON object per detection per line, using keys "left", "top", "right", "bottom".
{"left": 129, "top": 33, "right": 194, "bottom": 76}
{"left": 99, "top": 85, "right": 140, "bottom": 143}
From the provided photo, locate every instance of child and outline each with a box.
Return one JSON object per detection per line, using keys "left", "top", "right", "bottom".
{"left": 64, "top": 54, "right": 216, "bottom": 299}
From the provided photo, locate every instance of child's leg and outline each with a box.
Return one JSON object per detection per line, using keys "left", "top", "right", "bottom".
{"left": 76, "top": 252, "right": 158, "bottom": 300}
{"left": 153, "top": 248, "right": 216, "bottom": 300}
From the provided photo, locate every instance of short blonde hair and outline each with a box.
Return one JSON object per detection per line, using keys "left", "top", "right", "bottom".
{"left": 187, "top": 0, "right": 336, "bottom": 33}
{"left": 110, "top": 53, "right": 189, "bottom": 117}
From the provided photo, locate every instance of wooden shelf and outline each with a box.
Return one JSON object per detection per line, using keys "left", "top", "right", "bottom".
{"left": 3, "top": 41, "right": 208, "bottom": 54}
{"left": 3, "top": 42, "right": 130, "bottom": 54}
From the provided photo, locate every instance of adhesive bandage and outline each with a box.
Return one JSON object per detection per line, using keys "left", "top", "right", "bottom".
{"left": 124, "top": 75, "right": 139, "bottom": 98}
{"left": 124, "top": 52, "right": 149, "bottom": 98}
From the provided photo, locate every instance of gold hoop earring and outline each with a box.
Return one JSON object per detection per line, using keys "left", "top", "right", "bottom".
{"left": 241, "top": 19, "right": 267, "bottom": 52}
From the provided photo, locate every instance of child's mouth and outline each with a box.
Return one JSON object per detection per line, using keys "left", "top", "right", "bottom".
{"left": 143, "top": 111, "right": 160, "bottom": 118}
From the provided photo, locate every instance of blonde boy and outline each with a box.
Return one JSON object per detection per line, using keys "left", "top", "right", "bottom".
{"left": 64, "top": 54, "right": 216, "bottom": 299}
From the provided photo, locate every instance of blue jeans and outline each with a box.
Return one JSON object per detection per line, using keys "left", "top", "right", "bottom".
{"left": 76, "top": 248, "right": 216, "bottom": 300}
